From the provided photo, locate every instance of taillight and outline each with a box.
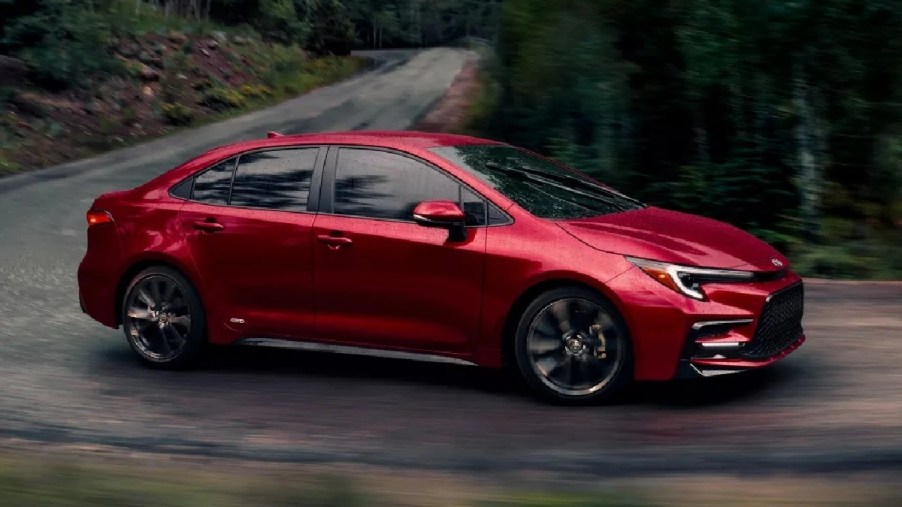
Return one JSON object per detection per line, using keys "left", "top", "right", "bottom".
{"left": 86, "top": 209, "right": 114, "bottom": 227}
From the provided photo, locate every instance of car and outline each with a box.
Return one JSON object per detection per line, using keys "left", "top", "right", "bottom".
{"left": 78, "top": 131, "right": 805, "bottom": 403}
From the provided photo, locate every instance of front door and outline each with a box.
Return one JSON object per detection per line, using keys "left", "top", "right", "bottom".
{"left": 179, "top": 147, "right": 322, "bottom": 340}
{"left": 313, "top": 147, "right": 488, "bottom": 354}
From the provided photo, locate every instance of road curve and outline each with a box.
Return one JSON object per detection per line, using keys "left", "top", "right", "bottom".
{"left": 1, "top": 48, "right": 901, "bottom": 476}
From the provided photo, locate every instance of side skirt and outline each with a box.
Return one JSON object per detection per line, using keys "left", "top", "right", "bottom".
{"left": 235, "top": 338, "right": 478, "bottom": 367}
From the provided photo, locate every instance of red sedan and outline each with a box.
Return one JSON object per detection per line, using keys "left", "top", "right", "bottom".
{"left": 78, "top": 131, "right": 805, "bottom": 403}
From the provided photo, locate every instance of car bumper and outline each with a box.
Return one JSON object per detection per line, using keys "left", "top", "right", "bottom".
{"left": 78, "top": 258, "right": 119, "bottom": 328}
{"left": 77, "top": 221, "right": 123, "bottom": 329}
{"left": 605, "top": 267, "right": 806, "bottom": 381}
{"left": 675, "top": 333, "right": 805, "bottom": 378}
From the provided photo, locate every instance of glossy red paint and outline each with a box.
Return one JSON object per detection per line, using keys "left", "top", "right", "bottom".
{"left": 178, "top": 201, "right": 317, "bottom": 341}
{"left": 312, "top": 213, "right": 485, "bottom": 355}
{"left": 77, "top": 130, "right": 805, "bottom": 382}
{"left": 412, "top": 200, "right": 466, "bottom": 222}
{"left": 690, "top": 335, "right": 806, "bottom": 369}
{"left": 557, "top": 206, "right": 790, "bottom": 270}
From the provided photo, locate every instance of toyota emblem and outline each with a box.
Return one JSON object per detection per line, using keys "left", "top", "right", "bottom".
{"left": 771, "top": 258, "right": 784, "bottom": 268}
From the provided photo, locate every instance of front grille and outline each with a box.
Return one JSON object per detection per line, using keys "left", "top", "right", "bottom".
{"left": 744, "top": 283, "right": 804, "bottom": 358}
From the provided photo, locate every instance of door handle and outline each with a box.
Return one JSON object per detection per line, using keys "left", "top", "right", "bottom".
{"left": 193, "top": 219, "right": 224, "bottom": 232}
{"left": 316, "top": 234, "right": 353, "bottom": 249}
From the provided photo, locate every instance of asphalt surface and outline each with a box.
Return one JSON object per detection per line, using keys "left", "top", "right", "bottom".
{"left": 1, "top": 48, "right": 901, "bottom": 477}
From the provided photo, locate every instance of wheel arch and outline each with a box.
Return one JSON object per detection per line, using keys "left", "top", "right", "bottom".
{"left": 113, "top": 254, "right": 203, "bottom": 326}
{"left": 499, "top": 275, "right": 629, "bottom": 369}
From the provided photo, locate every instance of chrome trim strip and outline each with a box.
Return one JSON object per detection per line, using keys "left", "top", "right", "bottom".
{"left": 690, "top": 364, "right": 746, "bottom": 377}
{"left": 236, "top": 338, "right": 478, "bottom": 367}
{"left": 691, "top": 318, "right": 753, "bottom": 331}
{"left": 699, "top": 342, "right": 743, "bottom": 349}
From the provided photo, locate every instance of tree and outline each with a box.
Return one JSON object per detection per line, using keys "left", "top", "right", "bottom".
{"left": 1, "top": 0, "right": 119, "bottom": 90}
{"left": 301, "top": 0, "right": 356, "bottom": 55}
{"left": 482, "top": 0, "right": 902, "bottom": 254}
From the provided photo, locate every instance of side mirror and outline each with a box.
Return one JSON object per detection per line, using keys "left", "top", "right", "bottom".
{"left": 413, "top": 200, "right": 467, "bottom": 241}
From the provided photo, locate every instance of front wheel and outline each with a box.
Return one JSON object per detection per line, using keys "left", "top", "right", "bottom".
{"left": 514, "top": 287, "right": 633, "bottom": 404}
{"left": 121, "top": 266, "right": 206, "bottom": 369}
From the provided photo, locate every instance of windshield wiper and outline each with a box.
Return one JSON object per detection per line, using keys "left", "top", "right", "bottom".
{"left": 484, "top": 162, "right": 643, "bottom": 211}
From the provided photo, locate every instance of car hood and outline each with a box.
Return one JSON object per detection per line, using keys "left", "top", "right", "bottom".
{"left": 556, "top": 206, "right": 787, "bottom": 270}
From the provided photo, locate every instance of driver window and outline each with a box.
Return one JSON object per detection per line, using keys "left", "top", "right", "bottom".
{"left": 333, "top": 148, "right": 460, "bottom": 221}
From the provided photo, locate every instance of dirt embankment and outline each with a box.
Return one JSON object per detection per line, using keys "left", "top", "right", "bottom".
{"left": 1, "top": 31, "right": 363, "bottom": 174}
{"left": 415, "top": 55, "right": 482, "bottom": 133}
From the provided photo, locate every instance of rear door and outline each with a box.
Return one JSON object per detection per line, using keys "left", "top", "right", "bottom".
{"left": 312, "top": 147, "right": 491, "bottom": 354}
{"left": 179, "top": 146, "right": 324, "bottom": 340}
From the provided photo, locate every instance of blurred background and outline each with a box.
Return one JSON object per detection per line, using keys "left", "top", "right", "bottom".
{"left": 1, "top": 0, "right": 899, "bottom": 278}
{"left": 1, "top": 2, "right": 901, "bottom": 506}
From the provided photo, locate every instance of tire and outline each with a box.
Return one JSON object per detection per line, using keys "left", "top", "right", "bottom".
{"left": 513, "top": 286, "right": 633, "bottom": 404}
{"left": 121, "top": 266, "right": 206, "bottom": 369}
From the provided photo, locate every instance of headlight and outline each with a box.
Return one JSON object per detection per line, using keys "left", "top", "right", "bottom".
{"left": 627, "top": 257, "right": 756, "bottom": 300}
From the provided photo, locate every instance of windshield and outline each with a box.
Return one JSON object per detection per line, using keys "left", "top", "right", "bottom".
{"left": 431, "top": 145, "right": 644, "bottom": 219}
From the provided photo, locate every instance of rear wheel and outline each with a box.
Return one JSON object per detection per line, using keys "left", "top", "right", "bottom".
{"left": 514, "top": 287, "right": 633, "bottom": 404}
{"left": 121, "top": 266, "right": 206, "bottom": 369}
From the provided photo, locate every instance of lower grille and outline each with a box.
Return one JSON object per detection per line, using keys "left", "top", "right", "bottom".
{"left": 744, "top": 282, "right": 804, "bottom": 358}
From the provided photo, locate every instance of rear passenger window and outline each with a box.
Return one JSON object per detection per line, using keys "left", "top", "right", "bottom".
{"left": 230, "top": 148, "right": 318, "bottom": 212}
{"left": 192, "top": 157, "right": 236, "bottom": 205}
{"left": 170, "top": 178, "right": 193, "bottom": 199}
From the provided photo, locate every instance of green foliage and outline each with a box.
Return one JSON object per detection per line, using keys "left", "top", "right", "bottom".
{"left": 481, "top": 490, "right": 651, "bottom": 507}
{"left": 257, "top": 0, "right": 310, "bottom": 44}
{"left": 869, "top": 135, "right": 902, "bottom": 224}
{"left": 255, "top": 40, "right": 365, "bottom": 96}
{"left": 238, "top": 84, "right": 273, "bottom": 100}
{"left": 302, "top": 0, "right": 356, "bottom": 55}
{"left": 0, "top": 458, "right": 374, "bottom": 507}
{"left": 160, "top": 102, "right": 195, "bottom": 125}
{"left": 0, "top": 152, "right": 21, "bottom": 176}
{"left": 159, "top": 51, "right": 193, "bottom": 102}
{"left": 790, "top": 216, "right": 902, "bottom": 278}
{"left": 475, "top": 0, "right": 902, "bottom": 278}
{"left": 123, "top": 60, "right": 147, "bottom": 79}
{"left": 1, "top": 0, "right": 501, "bottom": 78}
{"left": 1, "top": 0, "right": 120, "bottom": 90}
{"left": 791, "top": 245, "right": 875, "bottom": 279}
{"left": 331, "top": 0, "right": 501, "bottom": 50}
{"left": 646, "top": 156, "right": 798, "bottom": 249}
{"left": 200, "top": 86, "right": 247, "bottom": 111}
{"left": 256, "top": 42, "right": 308, "bottom": 83}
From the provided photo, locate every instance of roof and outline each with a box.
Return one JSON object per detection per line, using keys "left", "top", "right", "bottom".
{"left": 160, "top": 131, "right": 504, "bottom": 186}
{"left": 214, "top": 130, "right": 501, "bottom": 156}
{"left": 286, "top": 130, "right": 498, "bottom": 148}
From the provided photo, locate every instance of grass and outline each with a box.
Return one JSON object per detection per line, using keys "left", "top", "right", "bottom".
{"left": 0, "top": 152, "right": 22, "bottom": 176}
{"left": 189, "top": 53, "right": 368, "bottom": 127}
{"left": 0, "top": 454, "right": 650, "bottom": 507}
{"left": 481, "top": 492, "right": 652, "bottom": 507}
{"left": 1, "top": 450, "right": 901, "bottom": 507}
{"left": 0, "top": 456, "right": 373, "bottom": 507}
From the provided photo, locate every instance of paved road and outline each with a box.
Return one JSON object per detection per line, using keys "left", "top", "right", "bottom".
{"left": 1, "top": 48, "right": 901, "bottom": 476}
